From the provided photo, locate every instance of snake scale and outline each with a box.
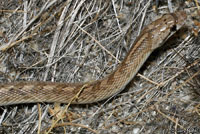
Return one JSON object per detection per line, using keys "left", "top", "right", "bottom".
{"left": 0, "top": 11, "right": 187, "bottom": 106}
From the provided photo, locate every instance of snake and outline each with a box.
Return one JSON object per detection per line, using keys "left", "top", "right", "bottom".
{"left": 0, "top": 11, "right": 187, "bottom": 106}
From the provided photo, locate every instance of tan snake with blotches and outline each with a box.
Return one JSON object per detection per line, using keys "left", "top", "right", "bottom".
{"left": 0, "top": 11, "right": 187, "bottom": 106}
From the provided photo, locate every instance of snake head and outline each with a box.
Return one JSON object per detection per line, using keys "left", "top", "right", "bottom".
{"left": 149, "top": 11, "right": 187, "bottom": 50}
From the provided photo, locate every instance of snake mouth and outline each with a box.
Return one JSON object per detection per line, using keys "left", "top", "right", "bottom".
{"left": 173, "top": 11, "right": 187, "bottom": 29}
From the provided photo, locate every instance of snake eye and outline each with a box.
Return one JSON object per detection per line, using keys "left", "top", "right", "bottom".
{"left": 171, "top": 25, "right": 177, "bottom": 31}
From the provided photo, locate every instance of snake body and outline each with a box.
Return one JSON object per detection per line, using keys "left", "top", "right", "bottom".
{"left": 0, "top": 11, "right": 187, "bottom": 106}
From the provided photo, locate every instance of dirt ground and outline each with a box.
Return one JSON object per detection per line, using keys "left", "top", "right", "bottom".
{"left": 0, "top": 0, "right": 200, "bottom": 134}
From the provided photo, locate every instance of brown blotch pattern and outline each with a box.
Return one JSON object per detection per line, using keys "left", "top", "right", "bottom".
{"left": 0, "top": 11, "right": 187, "bottom": 105}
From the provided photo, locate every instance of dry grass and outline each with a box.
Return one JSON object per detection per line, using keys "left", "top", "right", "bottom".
{"left": 0, "top": 0, "right": 200, "bottom": 133}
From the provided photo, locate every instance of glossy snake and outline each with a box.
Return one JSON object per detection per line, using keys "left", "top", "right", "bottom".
{"left": 0, "top": 11, "right": 187, "bottom": 106}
